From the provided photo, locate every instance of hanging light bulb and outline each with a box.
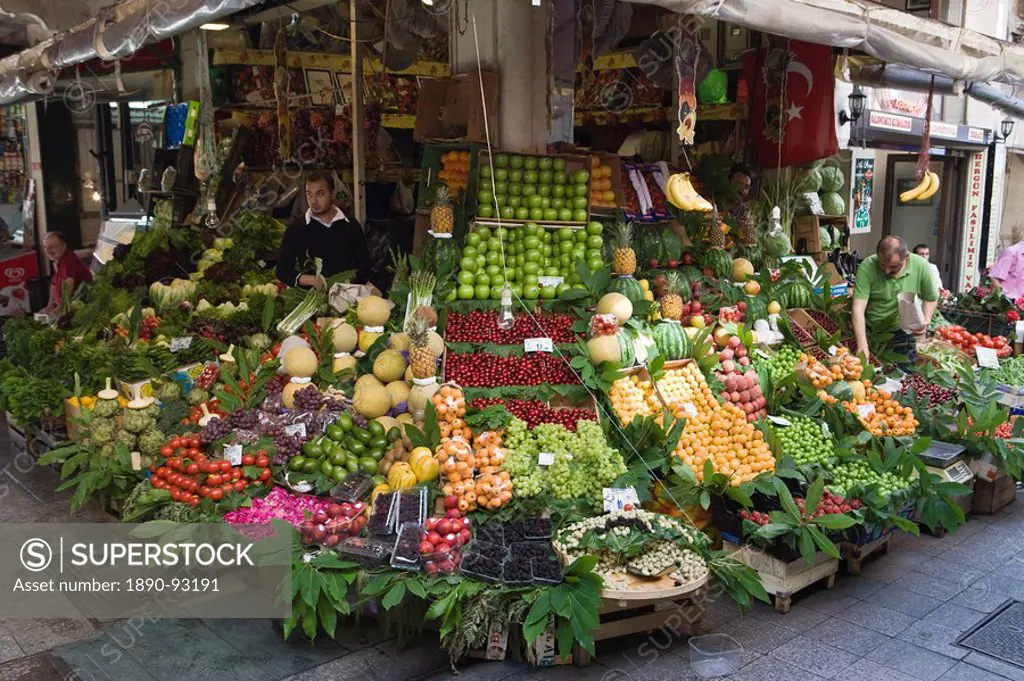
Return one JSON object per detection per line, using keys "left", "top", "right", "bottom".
{"left": 497, "top": 285, "right": 514, "bottom": 331}
{"left": 768, "top": 205, "right": 782, "bottom": 235}
{"left": 90, "top": 189, "right": 102, "bottom": 202}
{"left": 203, "top": 198, "right": 220, "bottom": 231}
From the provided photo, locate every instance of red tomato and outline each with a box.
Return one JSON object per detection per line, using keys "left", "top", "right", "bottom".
{"left": 160, "top": 446, "right": 174, "bottom": 457}
{"left": 170, "top": 437, "right": 183, "bottom": 450}
{"left": 209, "top": 488, "right": 224, "bottom": 501}
{"left": 220, "top": 460, "right": 232, "bottom": 473}
{"left": 186, "top": 464, "right": 200, "bottom": 476}
{"left": 233, "top": 481, "right": 246, "bottom": 493}
{"left": 242, "top": 454, "right": 255, "bottom": 466}
{"left": 259, "top": 469, "right": 271, "bottom": 482}
{"left": 231, "top": 468, "right": 242, "bottom": 481}
{"left": 207, "top": 474, "right": 222, "bottom": 486}
{"left": 256, "top": 455, "right": 269, "bottom": 468}
{"left": 199, "top": 486, "right": 210, "bottom": 497}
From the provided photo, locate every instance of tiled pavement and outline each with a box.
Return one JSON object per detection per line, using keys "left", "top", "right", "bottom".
{"left": 3, "top": 432, "right": 1024, "bottom": 681}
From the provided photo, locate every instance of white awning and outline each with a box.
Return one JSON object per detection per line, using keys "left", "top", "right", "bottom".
{"left": 622, "top": 0, "right": 1024, "bottom": 86}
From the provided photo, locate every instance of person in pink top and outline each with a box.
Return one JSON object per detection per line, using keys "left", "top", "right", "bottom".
{"left": 988, "top": 241, "right": 1024, "bottom": 299}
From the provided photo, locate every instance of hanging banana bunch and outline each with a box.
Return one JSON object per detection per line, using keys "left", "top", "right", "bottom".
{"left": 665, "top": 172, "right": 714, "bottom": 212}
{"left": 901, "top": 75, "right": 940, "bottom": 203}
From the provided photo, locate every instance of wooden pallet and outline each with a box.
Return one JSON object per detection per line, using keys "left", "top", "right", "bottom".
{"left": 840, "top": 534, "right": 892, "bottom": 575}
{"left": 725, "top": 542, "right": 838, "bottom": 614}
{"left": 572, "top": 572, "right": 709, "bottom": 666}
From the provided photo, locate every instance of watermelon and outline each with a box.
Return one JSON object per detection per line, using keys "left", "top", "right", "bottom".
{"left": 784, "top": 284, "right": 811, "bottom": 309}
{"left": 423, "top": 235, "right": 460, "bottom": 275}
{"left": 745, "top": 297, "right": 768, "bottom": 322}
{"left": 764, "top": 230, "right": 792, "bottom": 258}
{"left": 660, "top": 229, "right": 683, "bottom": 262}
{"left": 608, "top": 275, "right": 646, "bottom": 309}
{"left": 635, "top": 228, "right": 662, "bottom": 265}
{"left": 676, "top": 265, "right": 702, "bottom": 291}
{"left": 702, "top": 249, "right": 733, "bottom": 279}
{"left": 617, "top": 328, "right": 637, "bottom": 367}
{"left": 652, "top": 320, "right": 689, "bottom": 360}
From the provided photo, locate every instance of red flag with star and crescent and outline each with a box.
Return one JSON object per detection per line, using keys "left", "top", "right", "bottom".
{"left": 743, "top": 40, "right": 838, "bottom": 168}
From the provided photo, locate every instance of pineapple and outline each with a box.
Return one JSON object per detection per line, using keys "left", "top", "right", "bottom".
{"left": 612, "top": 218, "right": 637, "bottom": 276}
{"left": 738, "top": 209, "right": 758, "bottom": 247}
{"left": 660, "top": 271, "right": 684, "bottom": 321}
{"left": 407, "top": 313, "right": 436, "bottom": 380}
{"left": 430, "top": 185, "right": 454, "bottom": 234}
{"left": 706, "top": 206, "right": 726, "bottom": 250}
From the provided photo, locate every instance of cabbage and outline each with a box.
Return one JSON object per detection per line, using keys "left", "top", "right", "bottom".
{"left": 819, "top": 227, "right": 833, "bottom": 250}
{"left": 821, "top": 192, "right": 846, "bottom": 216}
{"left": 820, "top": 166, "right": 845, "bottom": 192}
{"left": 794, "top": 167, "right": 823, "bottom": 194}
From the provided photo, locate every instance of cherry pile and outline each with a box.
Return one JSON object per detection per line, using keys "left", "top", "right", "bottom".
{"left": 796, "top": 490, "right": 862, "bottom": 517}
{"left": 739, "top": 509, "right": 771, "bottom": 526}
{"left": 470, "top": 398, "right": 597, "bottom": 430}
{"left": 791, "top": 323, "right": 815, "bottom": 346}
{"left": 445, "top": 351, "right": 580, "bottom": 387}
{"left": 807, "top": 310, "right": 840, "bottom": 335}
{"left": 445, "top": 310, "right": 577, "bottom": 344}
{"left": 898, "top": 373, "right": 956, "bottom": 406}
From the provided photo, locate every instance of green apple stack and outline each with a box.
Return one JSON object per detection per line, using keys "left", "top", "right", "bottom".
{"left": 476, "top": 154, "right": 592, "bottom": 223}
{"left": 455, "top": 222, "right": 605, "bottom": 301}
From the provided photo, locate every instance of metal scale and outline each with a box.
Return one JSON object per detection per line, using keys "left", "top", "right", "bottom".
{"left": 918, "top": 441, "right": 974, "bottom": 485}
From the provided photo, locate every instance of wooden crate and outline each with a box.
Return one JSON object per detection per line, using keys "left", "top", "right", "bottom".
{"left": 972, "top": 471, "right": 1016, "bottom": 514}
{"left": 573, "top": 573, "right": 708, "bottom": 666}
{"left": 793, "top": 215, "right": 849, "bottom": 254}
{"left": 839, "top": 534, "right": 892, "bottom": 576}
{"left": 725, "top": 541, "right": 839, "bottom": 614}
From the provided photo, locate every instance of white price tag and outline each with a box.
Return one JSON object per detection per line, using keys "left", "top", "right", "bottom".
{"left": 821, "top": 422, "right": 830, "bottom": 437}
{"left": 679, "top": 401, "right": 698, "bottom": 417}
{"left": 755, "top": 348, "right": 771, "bottom": 359}
{"left": 538, "top": 452, "right": 555, "bottom": 466}
{"left": 224, "top": 444, "right": 243, "bottom": 466}
{"left": 537, "top": 276, "right": 564, "bottom": 288}
{"left": 976, "top": 346, "right": 1000, "bottom": 369}
{"left": 284, "top": 423, "right": 307, "bottom": 438}
{"left": 1015, "top": 321, "right": 1024, "bottom": 340}
{"left": 602, "top": 487, "right": 640, "bottom": 513}
{"left": 170, "top": 336, "right": 193, "bottom": 352}
{"left": 767, "top": 415, "right": 792, "bottom": 427}
{"left": 524, "top": 337, "right": 554, "bottom": 353}
{"left": 828, "top": 346, "right": 838, "bottom": 356}
{"left": 856, "top": 404, "right": 876, "bottom": 419}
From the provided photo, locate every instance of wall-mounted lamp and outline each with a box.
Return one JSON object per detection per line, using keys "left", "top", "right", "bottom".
{"left": 995, "top": 118, "right": 1016, "bottom": 142}
{"left": 838, "top": 86, "right": 867, "bottom": 126}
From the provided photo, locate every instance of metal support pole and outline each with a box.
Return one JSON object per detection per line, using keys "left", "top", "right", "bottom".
{"left": 350, "top": 0, "right": 366, "bottom": 223}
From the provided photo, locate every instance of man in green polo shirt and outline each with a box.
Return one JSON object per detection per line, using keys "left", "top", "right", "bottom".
{"left": 852, "top": 235, "right": 938, "bottom": 362}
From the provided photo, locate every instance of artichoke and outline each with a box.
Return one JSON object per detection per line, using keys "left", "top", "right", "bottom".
{"left": 144, "top": 403, "right": 160, "bottom": 419}
{"left": 187, "top": 388, "right": 209, "bottom": 406}
{"left": 138, "top": 429, "right": 165, "bottom": 457}
{"left": 116, "top": 430, "right": 137, "bottom": 449}
{"left": 93, "top": 399, "right": 120, "bottom": 418}
{"left": 157, "top": 381, "right": 181, "bottom": 401}
{"left": 90, "top": 418, "right": 117, "bottom": 444}
{"left": 124, "top": 409, "right": 152, "bottom": 434}
{"left": 101, "top": 442, "right": 116, "bottom": 457}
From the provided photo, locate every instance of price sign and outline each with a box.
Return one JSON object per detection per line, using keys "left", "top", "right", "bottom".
{"left": 856, "top": 404, "right": 876, "bottom": 419}
{"left": 537, "top": 276, "right": 564, "bottom": 288}
{"left": 1015, "top": 321, "right": 1024, "bottom": 340}
{"left": 976, "top": 346, "right": 1000, "bottom": 369}
{"left": 170, "top": 336, "right": 193, "bottom": 352}
{"left": 524, "top": 337, "right": 554, "bottom": 353}
{"left": 284, "top": 423, "right": 307, "bottom": 438}
{"left": 767, "top": 415, "right": 792, "bottom": 427}
{"left": 678, "top": 401, "right": 698, "bottom": 417}
{"left": 602, "top": 487, "right": 640, "bottom": 513}
{"left": 538, "top": 452, "right": 555, "bottom": 466}
{"left": 828, "top": 346, "right": 838, "bottom": 356}
{"left": 755, "top": 348, "right": 771, "bottom": 359}
{"left": 224, "top": 444, "right": 243, "bottom": 466}
{"left": 821, "top": 422, "right": 831, "bottom": 438}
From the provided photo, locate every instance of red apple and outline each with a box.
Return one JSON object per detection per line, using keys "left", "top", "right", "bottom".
{"left": 419, "top": 540, "right": 434, "bottom": 555}
{"left": 445, "top": 495, "right": 459, "bottom": 509}
{"left": 327, "top": 504, "right": 343, "bottom": 518}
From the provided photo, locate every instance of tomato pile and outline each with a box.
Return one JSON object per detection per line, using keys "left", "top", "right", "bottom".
{"left": 469, "top": 397, "right": 597, "bottom": 430}
{"left": 149, "top": 436, "right": 272, "bottom": 506}
{"left": 182, "top": 398, "right": 225, "bottom": 426}
{"left": 445, "top": 310, "right": 577, "bottom": 344}
{"left": 935, "top": 325, "right": 1011, "bottom": 358}
{"left": 445, "top": 351, "right": 580, "bottom": 387}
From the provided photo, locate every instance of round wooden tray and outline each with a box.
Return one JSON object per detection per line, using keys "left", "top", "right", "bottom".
{"left": 600, "top": 569, "right": 708, "bottom": 602}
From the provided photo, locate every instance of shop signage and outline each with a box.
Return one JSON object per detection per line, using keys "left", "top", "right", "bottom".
{"left": 958, "top": 150, "right": 988, "bottom": 292}
{"left": 0, "top": 251, "right": 38, "bottom": 317}
{"left": 851, "top": 155, "right": 874, "bottom": 235}
{"left": 988, "top": 143, "right": 1007, "bottom": 267}
{"left": 868, "top": 111, "right": 913, "bottom": 132}
{"left": 929, "top": 122, "right": 959, "bottom": 139}
{"left": 968, "top": 128, "right": 986, "bottom": 143}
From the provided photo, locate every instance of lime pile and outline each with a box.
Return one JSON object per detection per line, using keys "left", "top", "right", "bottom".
{"left": 773, "top": 415, "right": 834, "bottom": 466}
{"left": 825, "top": 458, "right": 913, "bottom": 499}
{"left": 477, "top": 154, "right": 592, "bottom": 222}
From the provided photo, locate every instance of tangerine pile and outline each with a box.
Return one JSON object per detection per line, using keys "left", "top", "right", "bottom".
{"left": 437, "top": 150, "right": 471, "bottom": 193}
{"left": 843, "top": 387, "right": 918, "bottom": 436}
{"left": 433, "top": 386, "right": 470, "bottom": 442}
{"left": 799, "top": 353, "right": 837, "bottom": 388}
{"left": 831, "top": 347, "right": 863, "bottom": 380}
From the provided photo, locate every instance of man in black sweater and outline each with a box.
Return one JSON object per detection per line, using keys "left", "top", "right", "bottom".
{"left": 276, "top": 171, "right": 373, "bottom": 288}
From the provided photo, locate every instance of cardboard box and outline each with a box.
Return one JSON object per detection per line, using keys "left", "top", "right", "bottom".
{"left": 414, "top": 70, "right": 499, "bottom": 144}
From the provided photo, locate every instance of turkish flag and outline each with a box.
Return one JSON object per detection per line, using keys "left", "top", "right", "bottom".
{"left": 743, "top": 40, "right": 838, "bottom": 168}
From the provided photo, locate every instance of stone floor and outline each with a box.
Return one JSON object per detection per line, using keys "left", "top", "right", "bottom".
{"left": 3, "top": 429, "right": 1024, "bottom": 681}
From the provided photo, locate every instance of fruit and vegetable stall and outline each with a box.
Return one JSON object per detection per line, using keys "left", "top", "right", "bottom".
{"left": 4, "top": 144, "right": 1023, "bottom": 668}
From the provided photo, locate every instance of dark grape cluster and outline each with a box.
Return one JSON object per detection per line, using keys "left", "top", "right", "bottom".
{"left": 200, "top": 417, "right": 233, "bottom": 444}
{"left": 293, "top": 385, "right": 324, "bottom": 411}
{"left": 229, "top": 408, "right": 260, "bottom": 430}
{"left": 352, "top": 414, "right": 368, "bottom": 429}
{"left": 274, "top": 433, "right": 303, "bottom": 465}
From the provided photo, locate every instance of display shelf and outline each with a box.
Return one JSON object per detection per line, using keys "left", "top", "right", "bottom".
{"left": 212, "top": 48, "right": 449, "bottom": 77}
{"left": 724, "top": 541, "right": 839, "bottom": 614}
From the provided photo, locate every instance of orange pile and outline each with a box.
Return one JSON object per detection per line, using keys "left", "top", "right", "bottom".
{"left": 436, "top": 438, "right": 478, "bottom": 512}
{"left": 831, "top": 348, "right": 863, "bottom": 380}
{"left": 437, "top": 150, "right": 471, "bottom": 194}
{"left": 433, "top": 386, "right": 470, "bottom": 442}
{"left": 798, "top": 353, "right": 836, "bottom": 388}
{"left": 843, "top": 387, "right": 918, "bottom": 436}
{"left": 471, "top": 431, "right": 512, "bottom": 511}
{"left": 590, "top": 156, "right": 617, "bottom": 208}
